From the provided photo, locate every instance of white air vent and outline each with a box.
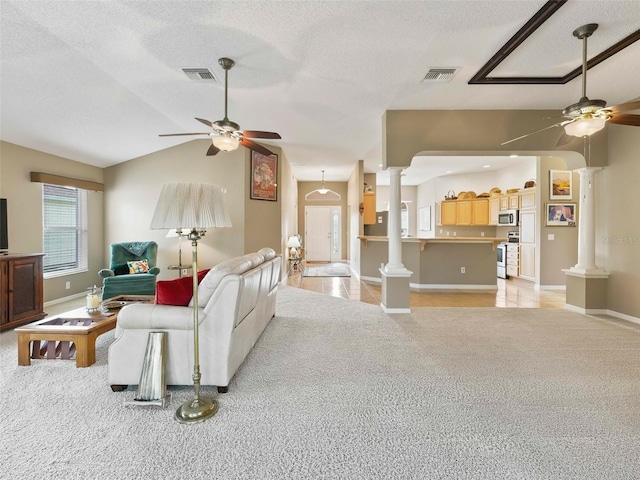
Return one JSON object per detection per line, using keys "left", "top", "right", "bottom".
{"left": 422, "top": 68, "right": 460, "bottom": 82}
{"left": 181, "top": 68, "right": 218, "bottom": 82}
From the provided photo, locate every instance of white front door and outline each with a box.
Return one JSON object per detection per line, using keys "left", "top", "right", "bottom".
{"left": 305, "top": 206, "right": 342, "bottom": 262}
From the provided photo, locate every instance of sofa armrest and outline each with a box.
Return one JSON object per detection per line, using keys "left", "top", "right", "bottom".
{"left": 99, "top": 269, "right": 115, "bottom": 278}
{"left": 117, "top": 303, "right": 204, "bottom": 330}
{"left": 148, "top": 266, "right": 161, "bottom": 276}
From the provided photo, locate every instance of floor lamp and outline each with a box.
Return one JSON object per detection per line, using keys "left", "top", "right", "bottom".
{"left": 150, "top": 183, "right": 232, "bottom": 424}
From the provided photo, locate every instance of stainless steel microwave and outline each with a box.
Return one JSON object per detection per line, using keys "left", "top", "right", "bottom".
{"left": 498, "top": 209, "right": 518, "bottom": 226}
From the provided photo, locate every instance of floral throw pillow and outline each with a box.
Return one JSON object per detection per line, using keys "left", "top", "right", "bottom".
{"left": 127, "top": 259, "right": 149, "bottom": 274}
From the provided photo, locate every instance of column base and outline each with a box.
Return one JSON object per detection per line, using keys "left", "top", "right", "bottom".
{"left": 563, "top": 268, "right": 609, "bottom": 311}
{"left": 380, "top": 268, "right": 412, "bottom": 313}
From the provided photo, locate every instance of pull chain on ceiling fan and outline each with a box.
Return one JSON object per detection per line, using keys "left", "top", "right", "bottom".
{"left": 502, "top": 24, "right": 640, "bottom": 146}
{"left": 159, "top": 57, "right": 281, "bottom": 157}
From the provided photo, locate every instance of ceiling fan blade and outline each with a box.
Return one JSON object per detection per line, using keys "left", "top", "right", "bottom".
{"left": 242, "top": 131, "right": 282, "bottom": 139}
{"left": 206, "top": 144, "right": 220, "bottom": 156}
{"left": 240, "top": 138, "right": 275, "bottom": 156}
{"left": 607, "top": 113, "right": 640, "bottom": 127}
{"left": 607, "top": 101, "right": 640, "bottom": 114}
{"left": 501, "top": 121, "right": 569, "bottom": 146}
{"left": 195, "top": 117, "right": 214, "bottom": 128}
{"left": 159, "top": 132, "right": 210, "bottom": 137}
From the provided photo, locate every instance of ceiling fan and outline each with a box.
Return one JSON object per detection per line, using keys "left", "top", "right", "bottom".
{"left": 502, "top": 24, "right": 640, "bottom": 146}
{"left": 160, "top": 57, "right": 281, "bottom": 156}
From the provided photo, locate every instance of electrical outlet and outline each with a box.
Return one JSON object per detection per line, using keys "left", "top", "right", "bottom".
{"left": 453, "top": 232, "right": 457, "bottom": 237}
{"left": 480, "top": 231, "right": 485, "bottom": 237}
{"left": 65, "top": 281, "right": 71, "bottom": 289}
{"left": 460, "top": 267, "right": 466, "bottom": 274}
{"left": 378, "top": 216, "right": 383, "bottom": 223}
{"left": 181, "top": 268, "right": 188, "bottom": 276}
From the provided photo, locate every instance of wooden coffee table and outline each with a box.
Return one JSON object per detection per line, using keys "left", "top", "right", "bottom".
{"left": 16, "top": 294, "right": 154, "bottom": 368}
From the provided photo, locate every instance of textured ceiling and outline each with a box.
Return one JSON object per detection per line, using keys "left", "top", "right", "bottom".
{"left": 1, "top": 0, "right": 639, "bottom": 183}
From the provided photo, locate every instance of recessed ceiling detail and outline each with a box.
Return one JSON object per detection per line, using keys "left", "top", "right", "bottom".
{"left": 422, "top": 68, "right": 460, "bottom": 82}
{"left": 181, "top": 68, "right": 218, "bottom": 82}
{"left": 469, "top": 0, "right": 640, "bottom": 85}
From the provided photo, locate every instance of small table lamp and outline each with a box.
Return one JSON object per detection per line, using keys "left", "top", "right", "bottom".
{"left": 150, "top": 183, "right": 231, "bottom": 424}
{"left": 287, "top": 235, "right": 301, "bottom": 258}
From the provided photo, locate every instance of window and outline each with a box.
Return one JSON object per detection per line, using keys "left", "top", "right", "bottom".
{"left": 42, "top": 184, "right": 88, "bottom": 277}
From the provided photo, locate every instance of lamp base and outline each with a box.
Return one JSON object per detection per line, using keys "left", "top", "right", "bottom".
{"left": 174, "top": 396, "right": 218, "bottom": 424}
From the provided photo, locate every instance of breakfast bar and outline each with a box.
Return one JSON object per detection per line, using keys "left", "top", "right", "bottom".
{"left": 358, "top": 236, "right": 506, "bottom": 289}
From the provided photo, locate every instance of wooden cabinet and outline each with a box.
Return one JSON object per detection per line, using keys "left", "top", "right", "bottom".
{"left": 499, "top": 196, "right": 509, "bottom": 211}
{"left": 520, "top": 244, "right": 536, "bottom": 279}
{"left": 472, "top": 199, "right": 489, "bottom": 225}
{"left": 440, "top": 201, "right": 457, "bottom": 225}
{"left": 506, "top": 243, "right": 519, "bottom": 277}
{"left": 508, "top": 193, "right": 520, "bottom": 209}
{"left": 518, "top": 209, "right": 536, "bottom": 281}
{"left": 1, "top": 254, "right": 46, "bottom": 331}
{"left": 519, "top": 188, "right": 536, "bottom": 209}
{"left": 456, "top": 201, "right": 472, "bottom": 225}
{"left": 489, "top": 198, "right": 499, "bottom": 225}
{"left": 363, "top": 192, "right": 376, "bottom": 225}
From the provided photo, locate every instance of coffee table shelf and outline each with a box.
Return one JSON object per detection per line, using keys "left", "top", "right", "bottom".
{"left": 16, "top": 294, "right": 154, "bottom": 368}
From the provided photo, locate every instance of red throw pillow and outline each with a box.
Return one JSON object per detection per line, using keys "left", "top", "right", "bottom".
{"left": 155, "top": 269, "right": 210, "bottom": 306}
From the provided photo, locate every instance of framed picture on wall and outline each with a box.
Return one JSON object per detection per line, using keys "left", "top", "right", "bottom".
{"left": 250, "top": 151, "right": 278, "bottom": 201}
{"left": 546, "top": 203, "right": 576, "bottom": 227}
{"left": 549, "top": 170, "right": 572, "bottom": 200}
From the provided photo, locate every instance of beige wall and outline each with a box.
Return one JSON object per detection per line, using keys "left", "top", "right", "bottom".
{"left": 600, "top": 124, "right": 640, "bottom": 318}
{"left": 279, "top": 149, "right": 299, "bottom": 266}
{"left": 348, "top": 161, "right": 364, "bottom": 273}
{"left": 0, "top": 141, "right": 104, "bottom": 302}
{"left": 103, "top": 139, "right": 277, "bottom": 281}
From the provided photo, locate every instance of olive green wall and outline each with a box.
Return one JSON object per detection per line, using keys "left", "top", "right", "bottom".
{"left": 0, "top": 141, "right": 104, "bottom": 302}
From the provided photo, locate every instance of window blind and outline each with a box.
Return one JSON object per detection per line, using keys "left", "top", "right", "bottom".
{"left": 43, "top": 184, "right": 88, "bottom": 275}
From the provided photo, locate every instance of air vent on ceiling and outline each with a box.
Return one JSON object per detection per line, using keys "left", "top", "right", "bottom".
{"left": 181, "top": 68, "right": 218, "bottom": 82}
{"left": 422, "top": 68, "right": 460, "bottom": 82}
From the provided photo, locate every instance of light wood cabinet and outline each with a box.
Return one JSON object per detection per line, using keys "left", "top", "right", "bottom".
{"left": 472, "top": 199, "right": 489, "bottom": 225}
{"left": 519, "top": 188, "right": 536, "bottom": 209}
{"left": 508, "top": 193, "right": 520, "bottom": 209}
{"left": 440, "top": 201, "right": 457, "bottom": 225}
{"left": 1, "top": 254, "right": 46, "bottom": 331}
{"left": 499, "top": 196, "right": 509, "bottom": 211}
{"left": 363, "top": 192, "right": 376, "bottom": 225}
{"left": 456, "top": 201, "right": 472, "bottom": 225}
{"left": 489, "top": 198, "right": 499, "bottom": 225}
{"left": 520, "top": 244, "right": 536, "bottom": 279}
{"left": 506, "top": 243, "right": 519, "bottom": 277}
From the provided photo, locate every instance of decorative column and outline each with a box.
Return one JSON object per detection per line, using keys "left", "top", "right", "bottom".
{"left": 380, "top": 167, "right": 412, "bottom": 313}
{"left": 564, "top": 166, "right": 609, "bottom": 313}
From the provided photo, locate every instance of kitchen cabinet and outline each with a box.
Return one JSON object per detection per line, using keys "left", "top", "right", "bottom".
{"left": 1, "top": 254, "right": 46, "bottom": 331}
{"left": 489, "top": 198, "right": 499, "bottom": 225}
{"left": 472, "top": 199, "right": 489, "bottom": 225}
{"left": 440, "top": 201, "right": 457, "bottom": 225}
{"left": 506, "top": 243, "right": 519, "bottom": 277}
{"left": 363, "top": 192, "right": 376, "bottom": 225}
{"left": 519, "top": 188, "right": 536, "bottom": 209}
{"left": 508, "top": 193, "right": 520, "bottom": 209}
{"left": 518, "top": 209, "right": 536, "bottom": 281}
{"left": 520, "top": 244, "right": 535, "bottom": 279}
{"left": 456, "top": 201, "right": 472, "bottom": 225}
{"left": 499, "top": 196, "right": 509, "bottom": 211}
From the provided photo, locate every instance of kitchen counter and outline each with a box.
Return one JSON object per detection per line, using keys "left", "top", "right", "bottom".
{"left": 357, "top": 236, "right": 507, "bottom": 251}
{"left": 357, "top": 236, "right": 505, "bottom": 289}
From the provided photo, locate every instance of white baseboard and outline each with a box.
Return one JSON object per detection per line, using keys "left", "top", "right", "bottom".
{"left": 380, "top": 304, "right": 411, "bottom": 314}
{"left": 44, "top": 291, "right": 85, "bottom": 307}
{"left": 410, "top": 283, "right": 497, "bottom": 290}
{"left": 564, "top": 304, "right": 640, "bottom": 325}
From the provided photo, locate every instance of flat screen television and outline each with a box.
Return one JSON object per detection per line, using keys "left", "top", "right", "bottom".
{"left": 0, "top": 198, "right": 8, "bottom": 252}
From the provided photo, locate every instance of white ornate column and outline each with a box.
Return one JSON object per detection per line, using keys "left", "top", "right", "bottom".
{"left": 385, "top": 167, "right": 406, "bottom": 273}
{"left": 568, "top": 167, "right": 605, "bottom": 274}
{"left": 564, "top": 166, "right": 609, "bottom": 314}
{"left": 381, "top": 167, "right": 412, "bottom": 313}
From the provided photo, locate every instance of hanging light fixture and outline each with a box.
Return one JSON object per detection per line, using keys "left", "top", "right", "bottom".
{"left": 211, "top": 134, "right": 240, "bottom": 152}
{"left": 564, "top": 115, "right": 607, "bottom": 137}
{"left": 318, "top": 170, "right": 328, "bottom": 195}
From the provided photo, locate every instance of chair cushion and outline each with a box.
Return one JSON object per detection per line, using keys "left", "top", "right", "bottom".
{"left": 155, "top": 269, "right": 210, "bottom": 306}
{"left": 113, "top": 264, "right": 130, "bottom": 276}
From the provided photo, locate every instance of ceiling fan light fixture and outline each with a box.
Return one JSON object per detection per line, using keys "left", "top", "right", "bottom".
{"left": 211, "top": 135, "right": 240, "bottom": 151}
{"left": 564, "top": 116, "right": 607, "bottom": 137}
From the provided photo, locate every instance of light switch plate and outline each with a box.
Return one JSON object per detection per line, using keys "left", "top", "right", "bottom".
{"left": 548, "top": 234, "right": 555, "bottom": 241}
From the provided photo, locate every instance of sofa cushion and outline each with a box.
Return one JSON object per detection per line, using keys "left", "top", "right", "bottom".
{"left": 243, "top": 253, "right": 265, "bottom": 268}
{"left": 193, "top": 257, "right": 255, "bottom": 307}
{"left": 156, "top": 269, "right": 210, "bottom": 306}
{"left": 257, "top": 247, "right": 276, "bottom": 260}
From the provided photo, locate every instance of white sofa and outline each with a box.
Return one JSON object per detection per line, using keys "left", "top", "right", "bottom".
{"left": 108, "top": 247, "right": 281, "bottom": 393}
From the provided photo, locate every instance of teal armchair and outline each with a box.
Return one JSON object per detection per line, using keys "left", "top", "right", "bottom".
{"left": 99, "top": 241, "right": 160, "bottom": 300}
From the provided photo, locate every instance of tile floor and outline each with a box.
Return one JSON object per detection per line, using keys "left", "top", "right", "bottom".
{"left": 286, "top": 261, "right": 566, "bottom": 309}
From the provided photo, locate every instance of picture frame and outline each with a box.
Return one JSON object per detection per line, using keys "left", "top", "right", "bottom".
{"left": 549, "top": 170, "right": 572, "bottom": 200}
{"left": 250, "top": 151, "right": 278, "bottom": 201}
{"left": 546, "top": 203, "right": 576, "bottom": 227}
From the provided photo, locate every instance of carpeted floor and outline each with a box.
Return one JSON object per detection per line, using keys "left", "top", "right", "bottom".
{"left": 303, "top": 263, "right": 351, "bottom": 277}
{"left": 1, "top": 286, "right": 639, "bottom": 479}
